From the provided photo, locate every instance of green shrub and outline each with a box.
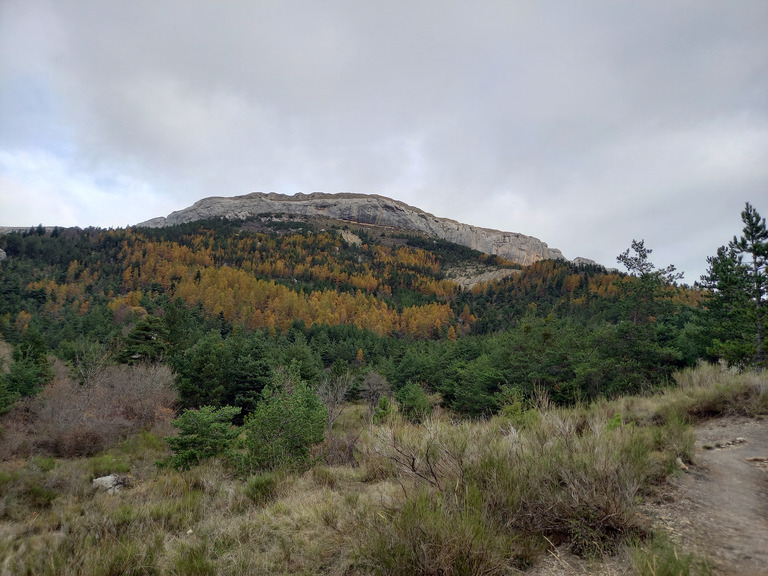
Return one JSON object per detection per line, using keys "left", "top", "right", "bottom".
{"left": 0, "top": 470, "right": 13, "bottom": 488}
{"left": 395, "top": 381, "right": 432, "bottom": 423}
{"left": 243, "top": 365, "right": 326, "bottom": 471}
{"left": 607, "top": 413, "right": 623, "bottom": 431}
{"left": 30, "top": 454, "right": 56, "bottom": 472}
{"left": 372, "top": 395, "right": 393, "bottom": 424}
{"left": 165, "top": 405, "right": 241, "bottom": 470}
{"left": 496, "top": 394, "right": 541, "bottom": 430}
{"left": 21, "top": 483, "right": 57, "bottom": 508}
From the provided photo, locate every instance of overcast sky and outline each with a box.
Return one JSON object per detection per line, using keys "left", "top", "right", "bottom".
{"left": 1, "top": 1, "right": 766, "bottom": 282}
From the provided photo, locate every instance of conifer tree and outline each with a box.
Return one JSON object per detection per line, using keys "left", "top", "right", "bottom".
{"left": 701, "top": 245, "right": 753, "bottom": 366}
{"left": 719, "top": 203, "right": 767, "bottom": 367}
{"left": 702, "top": 203, "right": 768, "bottom": 368}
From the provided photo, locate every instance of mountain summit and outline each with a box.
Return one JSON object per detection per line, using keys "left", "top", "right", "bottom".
{"left": 138, "top": 192, "right": 571, "bottom": 266}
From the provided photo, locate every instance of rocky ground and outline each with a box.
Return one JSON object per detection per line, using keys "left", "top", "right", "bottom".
{"left": 443, "top": 264, "right": 520, "bottom": 289}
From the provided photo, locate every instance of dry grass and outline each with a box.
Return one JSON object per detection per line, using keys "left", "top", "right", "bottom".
{"left": 0, "top": 364, "right": 764, "bottom": 575}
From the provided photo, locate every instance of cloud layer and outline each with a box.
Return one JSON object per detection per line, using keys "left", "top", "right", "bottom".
{"left": 1, "top": 1, "right": 767, "bottom": 281}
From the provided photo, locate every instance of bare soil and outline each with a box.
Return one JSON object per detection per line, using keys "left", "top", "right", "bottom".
{"left": 645, "top": 416, "right": 768, "bottom": 575}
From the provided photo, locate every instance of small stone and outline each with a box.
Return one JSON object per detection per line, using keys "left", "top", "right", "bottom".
{"left": 92, "top": 474, "right": 133, "bottom": 494}
{"left": 186, "top": 529, "right": 194, "bottom": 535}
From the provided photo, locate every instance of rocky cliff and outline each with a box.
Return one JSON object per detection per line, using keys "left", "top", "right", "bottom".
{"left": 138, "top": 192, "right": 567, "bottom": 266}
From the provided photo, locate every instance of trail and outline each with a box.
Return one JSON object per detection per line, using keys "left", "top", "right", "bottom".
{"left": 529, "top": 416, "right": 768, "bottom": 576}
{"left": 652, "top": 417, "right": 768, "bottom": 575}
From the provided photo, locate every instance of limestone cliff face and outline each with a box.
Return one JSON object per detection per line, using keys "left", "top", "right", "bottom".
{"left": 138, "top": 192, "right": 567, "bottom": 266}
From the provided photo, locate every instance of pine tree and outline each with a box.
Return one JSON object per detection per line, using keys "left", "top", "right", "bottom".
{"left": 616, "top": 239, "right": 683, "bottom": 326}
{"left": 728, "top": 203, "right": 768, "bottom": 367}
{"left": 701, "top": 245, "right": 753, "bottom": 366}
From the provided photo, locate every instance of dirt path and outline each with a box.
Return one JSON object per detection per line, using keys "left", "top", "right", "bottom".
{"left": 648, "top": 416, "right": 768, "bottom": 575}
{"left": 529, "top": 416, "right": 768, "bottom": 576}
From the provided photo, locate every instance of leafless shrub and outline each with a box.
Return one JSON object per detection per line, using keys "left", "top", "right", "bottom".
{"left": 359, "top": 370, "right": 391, "bottom": 418}
{"left": 317, "top": 370, "right": 355, "bottom": 430}
{"left": 531, "top": 381, "right": 551, "bottom": 413}
{"left": 105, "top": 364, "right": 177, "bottom": 427}
{"left": 72, "top": 340, "right": 115, "bottom": 387}
{"left": 321, "top": 430, "right": 360, "bottom": 466}
{"left": 0, "top": 364, "right": 177, "bottom": 458}
{"left": 53, "top": 426, "right": 108, "bottom": 458}
{"left": 365, "top": 417, "right": 481, "bottom": 495}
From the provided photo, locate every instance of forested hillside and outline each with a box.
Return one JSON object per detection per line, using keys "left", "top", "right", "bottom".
{"left": 1, "top": 204, "right": 766, "bottom": 575}
{"left": 0, "top": 209, "right": 752, "bottom": 419}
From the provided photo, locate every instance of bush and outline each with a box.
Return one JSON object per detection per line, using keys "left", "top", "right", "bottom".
{"left": 671, "top": 364, "right": 768, "bottom": 418}
{"left": 30, "top": 455, "right": 56, "bottom": 472}
{"left": 0, "top": 364, "right": 178, "bottom": 459}
{"left": 165, "top": 405, "right": 241, "bottom": 470}
{"left": 396, "top": 381, "right": 432, "bottom": 423}
{"left": 470, "top": 413, "right": 649, "bottom": 556}
{"left": 372, "top": 396, "right": 393, "bottom": 424}
{"left": 243, "top": 364, "right": 326, "bottom": 471}
{"left": 0, "top": 369, "right": 19, "bottom": 414}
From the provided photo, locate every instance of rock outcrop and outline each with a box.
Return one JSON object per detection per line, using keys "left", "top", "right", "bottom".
{"left": 139, "top": 193, "right": 568, "bottom": 266}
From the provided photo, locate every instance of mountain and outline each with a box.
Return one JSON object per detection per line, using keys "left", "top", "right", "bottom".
{"left": 138, "top": 192, "right": 575, "bottom": 267}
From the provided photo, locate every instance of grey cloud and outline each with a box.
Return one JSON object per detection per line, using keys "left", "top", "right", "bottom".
{"left": 1, "top": 0, "right": 766, "bottom": 282}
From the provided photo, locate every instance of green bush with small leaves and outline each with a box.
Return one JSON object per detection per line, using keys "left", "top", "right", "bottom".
{"left": 395, "top": 381, "right": 432, "bottom": 423}
{"left": 243, "top": 364, "right": 326, "bottom": 471}
{"left": 165, "top": 405, "right": 241, "bottom": 470}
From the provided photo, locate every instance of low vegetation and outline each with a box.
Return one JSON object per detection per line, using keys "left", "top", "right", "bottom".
{"left": 1, "top": 363, "right": 761, "bottom": 574}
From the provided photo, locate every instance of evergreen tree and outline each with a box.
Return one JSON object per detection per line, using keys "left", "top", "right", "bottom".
{"left": 0, "top": 361, "right": 20, "bottom": 413}
{"left": 616, "top": 239, "right": 683, "bottom": 326}
{"left": 165, "top": 405, "right": 242, "bottom": 470}
{"left": 705, "top": 203, "right": 768, "bottom": 368}
{"left": 395, "top": 380, "right": 432, "bottom": 422}
{"left": 730, "top": 203, "right": 768, "bottom": 367}
{"left": 243, "top": 363, "right": 326, "bottom": 471}
{"left": 119, "top": 315, "right": 170, "bottom": 364}
{"left": 701, "top": 245, "right": 754, "bottom": 366}
{"left": 5, "top": 327, "right": 55, "bottom": 396}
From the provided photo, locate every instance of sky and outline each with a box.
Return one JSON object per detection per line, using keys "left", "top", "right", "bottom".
{"left": 1, "top": 1, "right": 766, "bottom": 283}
